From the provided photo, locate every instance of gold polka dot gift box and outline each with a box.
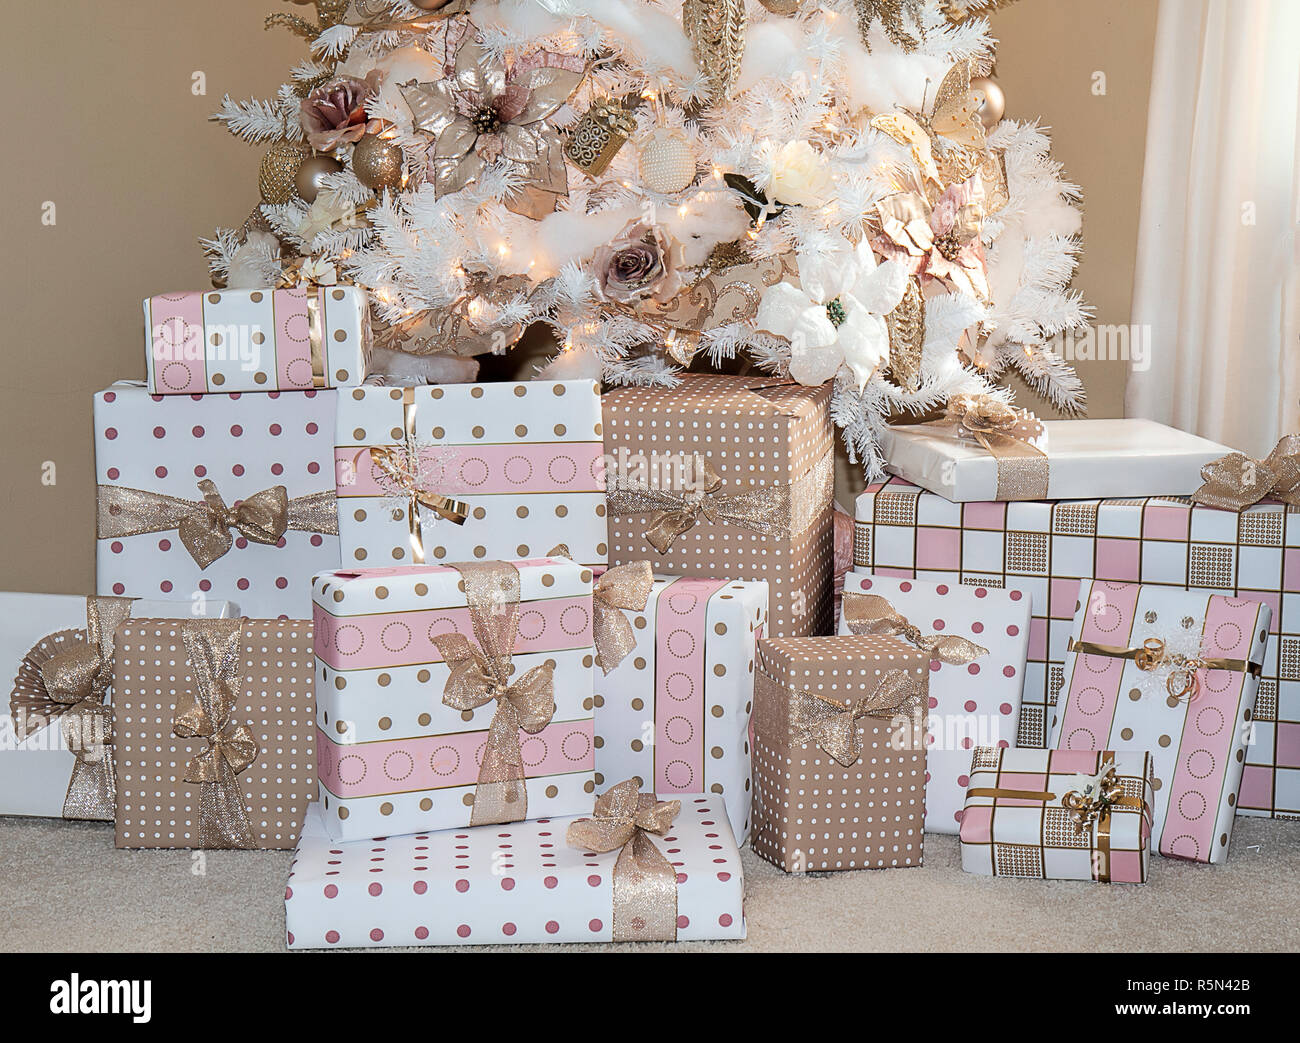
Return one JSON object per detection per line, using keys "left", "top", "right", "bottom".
{"left": 312, "top": 557, "right": 596, "bottom": 841}
{"left": 1049, "top": 580, "right": 1269, "bottom": 864}
{"left": 112, "top": 617, "right": 316, "bottom": 849}
{"left": 592, "top": 574, "right": 768, "bottom": 844}
{"left": 603, "top": 376, "right": 835, "bottom": 638}
{"left": 750, "top": 635, "right": 928, "bottom": 872}
{"left": 143, "top": 286, "right": 371, "bottom": 394}
{"left": 0, "top": 594, "right": 234, "bottom": 821}
{"left": 334, "top": 380, "right": 608, "bottom": 569}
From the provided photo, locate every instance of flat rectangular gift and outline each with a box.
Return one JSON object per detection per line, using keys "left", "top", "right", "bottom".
{"left": 1049, "top": 580, "right": 1268, "bottom": 863}
{"left": 285, "top": 787, "right": 746, "bottom": 948}
{"left": 334, "top": 379, "right": 607, "bottom": 569}
{"left": 312, "top": 557, "right": 596, "bottom": 841}
{"left": 144, "top": 285, "right": 370, "bottom": 394}
{"left": 112, "top": 616, "right": 316, "bottom": 849}
{"left": 1, "top": 594, "right": 235, "bottom": 821}
{"left": 959, "top": 747, "right": 1155, "bottom": 883}
{"left": 592, "top": 570, "right": 768, "bottom": 843}
{"left": 838, "top": 573, "right": 1030, "bottom": 833}
{"left": 751, "top": 634, "right": 928, "bottom": 872}
{"left": 94, "top": 381, "right": 340, "bottom": 619}
{"left": 603, "top": 376, "right": 834, "bottom": 638}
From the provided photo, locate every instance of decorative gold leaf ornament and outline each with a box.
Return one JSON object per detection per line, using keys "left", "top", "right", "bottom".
{"left": 885, "top": 276, "right": 926, "bottom": 391}
{"left": 682, "top": 0, "right": 748, "bottom": 103}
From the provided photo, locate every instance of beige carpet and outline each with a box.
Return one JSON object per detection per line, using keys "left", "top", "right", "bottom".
{"left": 3, "top": 816, "right": 1298, "bottom": 952}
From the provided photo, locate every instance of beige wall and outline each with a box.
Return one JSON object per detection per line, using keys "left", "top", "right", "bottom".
{"left": 0, "top": 0, "right": 1159, "bottom": 593}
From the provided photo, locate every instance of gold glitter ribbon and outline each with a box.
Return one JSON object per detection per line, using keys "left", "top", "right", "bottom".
{"left": 607, "top": 448, "right": 833, "bottom": 554}
{"left": 306, "top": 292, "right": 326, "bottom": 388}
{"left": 923, "top": 392, "right": 1049, "bottom": 500}
{"left": 430, "top": 561, "right": 556, "bottom": 826}
{"left": 1190, "top": 435, "right": 1300, "bottom": 511}
{"left": 173, "top": 619, "right": 259, "bottom": 849}
{"left": 566, "top": 779, "right": 681, "bottom": 942}
{"left": 7, "top": 596, "right": 134, "bottom": 820}
{"left": 841, "top": 591, "right": 988, "bottom": 664}
{"left": 96, "top": 480, "right": 338, "bottom": 569}
{"left": 592, "top": 561, "right": 654, "bottom": 674}
{"left": 1067, "top": 636, "right": 1262, "bottom": 702}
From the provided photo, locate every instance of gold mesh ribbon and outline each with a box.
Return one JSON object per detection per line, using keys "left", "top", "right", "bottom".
{"left": 607, "top": 448, "right": 833, "bottom": 554}
{"left": 431, "top": 561, "right": 556, "bottom": 826}
{"left": 593, "top": 562, "right": 654, "bottom": 674}
{"left": 174, "top": 619, "right": 259, "bottom": 849}
{"left": 924, "top": 392, "right": 1049, "bottom": 500}
{"left": 1067, "top": 635, "right": 1263, "bottom": 702}
{"left": 841, "top": 591, "right": 988, "bottom": 664}
{"left": 566, "top": 779, "right": 681, "bottom": 942}
{"left": 1190, "top": 435, "right": 1300, "bottom": 511}
{"left": 96, "top": 479, "right": 338, "bottom": 569}
{"left": 7, "top": 595, "right": 134, "bottom": 820}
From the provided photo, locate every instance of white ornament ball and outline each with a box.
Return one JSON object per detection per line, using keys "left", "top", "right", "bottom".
{"left": 638, "top": 128, "right": 697, "bottom": 195}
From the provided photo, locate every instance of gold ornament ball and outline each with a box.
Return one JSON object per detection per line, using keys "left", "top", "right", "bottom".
{"left": 638, "top": 128, "right": 697, "bottom": 195}
{"left": 970, "top": 76, "right": 1006, "bottom": 130}
{"left": 757, "top": 0, "right": 803, "bottom": 13}
{"left": 352, "top": 135, "right": 405, "bottom": 194}
{"left": 295, "top": 153, "right": 344, "bottom": 204}
{"left": 259, "top": 140, "right": 313, "bottom": 205}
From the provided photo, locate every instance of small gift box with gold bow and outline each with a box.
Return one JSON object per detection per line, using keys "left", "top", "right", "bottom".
{"left": 959, "top": 747, "right": 1155, "bottom": 883}
{"left": 1049, "top": 580, "right": 1269, "bottom": 864}
{"left": 112, "top": 616, "right": 315, "bottom": 849}
{"left": 312, "top": 556, "right": 596, "bottom": 841}
{"left": 144, "top": 285, "right": 370, "bottom": 394}
{"left": 750, "top": 634, "right": 928, "bottom": 872}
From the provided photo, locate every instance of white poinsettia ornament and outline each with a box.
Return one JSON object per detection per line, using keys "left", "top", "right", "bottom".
{"left": 756, "top": 236, "right": 910, "bottom": 387}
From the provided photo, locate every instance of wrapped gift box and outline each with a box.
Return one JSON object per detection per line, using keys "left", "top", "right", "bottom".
{"left": 751, "top": 634, "right": 928, "bottom": 871}
{"left": 334, "top": 380, "right": 607, "bottom": 568}
{"left": 593, "top": 573, "right": 768, "bottom": 843}
{"left": 1050, "top": 581, "right": 1268, "bottom": 863}
{"left": 285, "top": 792, "right": 746, "bottom": 948}
{"left": 312, "top": 557, "right": 597, "bottom": 840}
{"left": 94, "top": 381, "right": 340, "bottom": 619}
{"left": 144, "top": 286, "right": 370, "bottom": 394}
{"left": 113, "top": 616, "right": 316, "bottom": 849}
{"left": 959, "top": 747, "right": 1155, "bottom": 883}
{"left": 1, "top": 594, "right": 235, "bottom": 820}
{"left": 880, "top": 417, "right": 1229, "bottom": 502}
{"left": 603, "top": 376, "right": 834, "bottom": 637}
{"left": 838, "top": 573, "right": 1030, "bottom": 833}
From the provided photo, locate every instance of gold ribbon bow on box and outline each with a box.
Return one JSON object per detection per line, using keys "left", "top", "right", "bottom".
{"left": 430, "top": 561, "right": 556, "bottom": 826}
{"left": 924, "top": 392, "right": 1049, "bottom": 501}
{"left": 96, "top": 479, "right": 337, "bottom": 569}
{"left": 566, "top": 779, "right": 681, "bottom": 942}
{"left": 1067, "top": 635, "right": 1263, "bottom": 702}
{"left": 173, "top": 619, "right": 260, "bottom": 849}
{"left": 8, "top": 596, "right": 134, "bottom": 820}
{"left": 841, "top": 591, "right": 988, "bottom": 664}
{"left": 548, "top": 545, "right": 654, "bottom": 675}
{"left": 1191, "top": 435, "right": 1300, "bottom": 512}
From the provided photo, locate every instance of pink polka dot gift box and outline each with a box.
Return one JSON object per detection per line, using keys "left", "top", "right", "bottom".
{"left": 837, "top": 573, "right": 1030, "bottom": 835}
{"left": 93, "top": 382, "right": 341, "bottom": 620}
{"left": 1049, "top": 580, "right": 1269, "bottom": 864}
{"left": 284, "top": 790, "right": 746, "bottom": 948}
{"left": 312, "top": 557, "right": 597, "bottom": 841}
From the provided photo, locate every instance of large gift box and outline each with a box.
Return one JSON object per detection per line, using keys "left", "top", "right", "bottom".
{"left": 312, "top": 557, "right": 596, "bottom": 840}
{"left": 1, "top": 594, "right": 234, "bottom": 820}
{"left": 94, "top": 382, "right": 340, "bottom": 619}
{"left": 285, "top": 783, "right": 745, "bottom": 948}
{"left": 838, "top": 573, "right": 1030, "bottom": 833}
{"left": 959, "top": 747, "right": 1155, "bottom": 883}
{"left": 592, "top": 569, "right": 768, "bottom": 843}
{"left": 334, "top": 380, "right": 607, "bottom": 568}
{"left": 603, "top": 376, "right": 834, "bottom": 637}
{"left": 144, "top": 286, "right": 370, "bottom": 394}
{"left": 112, "top": 616, "right": 316, "bottom": 849}
{"left": 751, "top": 634, "right": 928, "bottom": 871}
{"left": 1050, "top": 581, "right": 1268, "bottom": 863}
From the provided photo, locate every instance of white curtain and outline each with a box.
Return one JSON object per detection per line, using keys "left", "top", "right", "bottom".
{"left": 1127, "top": 0, "right": 1300, "bottom": 456}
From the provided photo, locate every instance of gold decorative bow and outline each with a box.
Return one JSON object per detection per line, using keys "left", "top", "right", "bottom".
{"left": 1067, "top": 635, "right": 1263, "bottom": 702}
{"left": 1191, "top": 435, "right": 1300, "bottom": 512}
{"left": 842, "top": 591, "right": 988, "bottom": 664}
{"left": 783, "top": 669, "right": 923, "bottom": 766}
{"left": 96, "top": 480, "right": 338, "bottom": 569}
{"left": 173, "top": 619, "right": 259, "bottom": 848}
{"left": 431, "top": 561, "right": 556, "bottom": 826}
{"left": 8, "top": 596, "right": 133, "bottom": 820}
{"left": 933, "top": 392, "right": 1049, "bottom": 500}
{"left": 592, "top": 562, "right": 654, "bottom": 673}
{"left": 566, "top": 779, "right": 681, "bottom": 942}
